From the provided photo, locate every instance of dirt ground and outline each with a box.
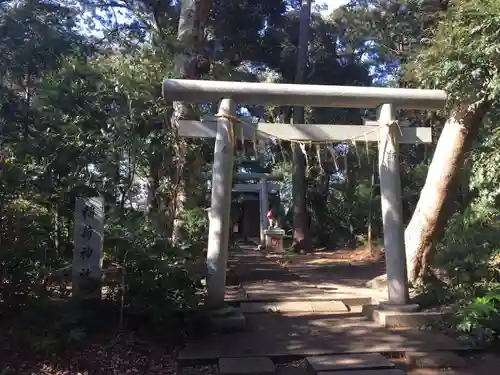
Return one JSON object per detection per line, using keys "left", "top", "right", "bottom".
{"left": 277, "top": 246, "right": 384, "bottom": 265}
{"left": 0, "top": 330, "right": 182, "bottom": 375}
{"left": 267, "top": 246, "right": 386, "bottom": 288}
{"left": 404, "top": 353, "right": 500, "bottom": 375}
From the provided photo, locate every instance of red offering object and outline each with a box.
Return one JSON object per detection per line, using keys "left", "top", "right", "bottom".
{"left": 271, "top": 237, "right": 280, "bottom": 247}
{"left": 267, "top": 210, "right": 272, "bottom": 219}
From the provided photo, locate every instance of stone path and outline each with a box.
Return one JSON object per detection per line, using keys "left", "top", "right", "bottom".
{"left": 226, "top": 247, "right": 385, "bottom": 304}
{"left": 306, "top": 354, "right": 395, "bottom": 371}
{"left": 239, "top": 301, "right": 348, "bottom": 313}
{"left": 180, "top": 246, "right": 469, "bottom": 375}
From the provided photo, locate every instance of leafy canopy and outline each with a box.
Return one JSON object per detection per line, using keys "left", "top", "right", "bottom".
{"left": 417, "top": 0, "right": 500, "bottom": 104}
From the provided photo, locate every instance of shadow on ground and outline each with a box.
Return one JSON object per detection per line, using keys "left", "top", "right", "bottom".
{"left": 276, "top": 247, "right": 387, "bottom": 288}
{"left": 179, "top": 312, "right": 465, "bottom": 362}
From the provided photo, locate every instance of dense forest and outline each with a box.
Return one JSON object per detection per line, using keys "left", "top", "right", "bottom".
{"left": 1, "top": 0, "right": 500, "bottom": 372}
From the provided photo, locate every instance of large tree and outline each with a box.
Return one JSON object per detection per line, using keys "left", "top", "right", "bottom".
{"left": 404, "top": 0, "right": 499, "bottom": 282}
{"left": 170, "top": 0, "right": 212, "bottom": 243}
{"left": 291, "top": 0, "right": 313, "bottom": 251}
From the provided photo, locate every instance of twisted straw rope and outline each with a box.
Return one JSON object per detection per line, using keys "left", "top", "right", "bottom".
{"left": 213, "top": 113, "right": 402, "bottom": 159}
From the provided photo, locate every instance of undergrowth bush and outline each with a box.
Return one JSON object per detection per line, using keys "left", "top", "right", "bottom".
{"left": 433, "top": 201, "right": 500, "bottom": 346}
{"left": 429, "top": 125, "right": 500, "bottom": 347}
{"left": 1, "top": 202, "right": 206, "bottom": 353}
{"left": 180, "top": 207, "right": 209, "bottom": 250}
{"left": 105, "top": 212, "right": 204, "bottom": 327}
{"left": 0, "top": 198, "right": 65, "bottom": 311}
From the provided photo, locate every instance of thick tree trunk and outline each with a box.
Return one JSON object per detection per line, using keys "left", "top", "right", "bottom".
{"left": 292, "top": 0, "right": 312, "bottom": 252}
{"left": 405, "top": 99, "right": 490, "bottom": 283}
{"left": 171, "top": 0, "right": 212, "bottom": 244}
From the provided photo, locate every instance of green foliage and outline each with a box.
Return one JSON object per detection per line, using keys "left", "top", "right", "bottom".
{"left": 470, "top": 127, "right": 500, "bottom": 205}
{"left": 180, "top": 207, "right": 210, "bottom": 248}
{"left": 333, "top": 0, "right": 449, "bottom": 85}
{"left": 435, "top": 202, "right": 500, "bottom": 284}
{"left": 453, "top": 288, "right": 500, "bottom": 346}
{"left": 417, "top": 0, "right": 500, "bottom": 104}
{"left": 0, "top": 198, "right": 61, "bottom": 308}
{"left": 106, "top": 214, "right": 202, "bottom": 326}
{"left": 0, "top": 0, "right": 204, "bottom": 352}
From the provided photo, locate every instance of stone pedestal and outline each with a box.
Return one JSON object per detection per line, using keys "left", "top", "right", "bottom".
{"left": 363, "top": 302, "right": 443, "bottom": 328}
{"left": 264, "top": 228, "right": 285, "bottom": 252}
{"left": 379, "top": 302, "right": 420, "bottom": 312}
{"left": 209, "top": 306, "right": 246, "bottom": 332}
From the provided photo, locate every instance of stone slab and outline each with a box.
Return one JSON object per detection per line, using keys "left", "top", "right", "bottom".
{"left": 275, "top": 367, "right": 309, "bottom": 375}
{"left": 246, "top": 294, "right": 347, "bottom": 302}
{"left": 240, "top": 302, "right": 279, "bottom": 313}
{"left": 307, "top": 354, "right": 395, "bottom": 371}
{"left": 318, "top": 370, "right": 405, "bottom": 375}
{"left": 240, "top": 301, "right": 348, "bottom": 313}
{"left": 309, "top": 301, "right": 348, "bottom": 313}
{"left": 243, "top": 282, "right": 369, "bottom": 302}
{"left": 405, "top": 351, "right": 466, "bottom": 368}
{"left": 275, "top": 302, "right": 314, "bottom": 312}
{"left": 219, "top": 357, "right": 275, "bottom": 375}
{"left": 211, "top": 306, "right": 242, "bottom": 316}
{"left": 225, "top": 285, "right": 247, "bottom": 302}
{"left": 363, "top": 305, "right": 443, "bottom": 328}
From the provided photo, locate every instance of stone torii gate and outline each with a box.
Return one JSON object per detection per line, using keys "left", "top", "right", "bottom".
{"left": 205, "top": 172, "right": 283, "bottom": 246}
{"left": 163, "top": 79, "right": 446, "bottom": 310}
{"left": 232, "top": 175, "right": 281, "bottom": 245}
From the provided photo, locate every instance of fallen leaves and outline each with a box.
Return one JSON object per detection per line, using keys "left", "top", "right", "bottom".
{"left": 0, "top": 330, "right": 212, "bottom": 375}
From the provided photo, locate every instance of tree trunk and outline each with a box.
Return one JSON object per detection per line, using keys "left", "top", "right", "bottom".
{"left": 405, "top": 99, "right": 490, "bottom": 283}
{"left": 292, "top": 0, "right": 312, "bottom": 252}
{"left": 171, "top": 0, "right": 212, "bottom": 244}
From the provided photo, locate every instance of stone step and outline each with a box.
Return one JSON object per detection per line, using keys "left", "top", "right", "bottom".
{"left": 242, "top": 295, "right": 374, "bottom": 304}
{"left": 240, "top": 301, "right": 348, "bottom": 313}
{"left": 219, "top": 357, "right": 275, "bottom": 375}
{"left": 307, "top": 354, "right": 395, "bottom": 372}
{"left": 318, "top": 370, "right": 405, "bottom": 375}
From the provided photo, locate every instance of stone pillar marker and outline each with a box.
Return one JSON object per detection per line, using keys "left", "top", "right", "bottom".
{"left": 377, "top": 103, "right": 410, "bottom": 306}
{"left": 206, "top": 98, "right": 237, "bottom": 308}
{"left": 259, "top": 176, "right": 269, "bottom": 246}
{"left": 72, "top": 196, "right": 104, "bottom": 300}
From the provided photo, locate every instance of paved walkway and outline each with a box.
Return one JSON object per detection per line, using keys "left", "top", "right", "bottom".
{"left": 180, "top": 246, "right": 467, "bottom": 375}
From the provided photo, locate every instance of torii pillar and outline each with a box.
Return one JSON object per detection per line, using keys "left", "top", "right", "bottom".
{"left": 377, "top": 103, "right": 409, "bottom": 306}
{"left": 205, "top": 99, "right": 236, "bottom": 308}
